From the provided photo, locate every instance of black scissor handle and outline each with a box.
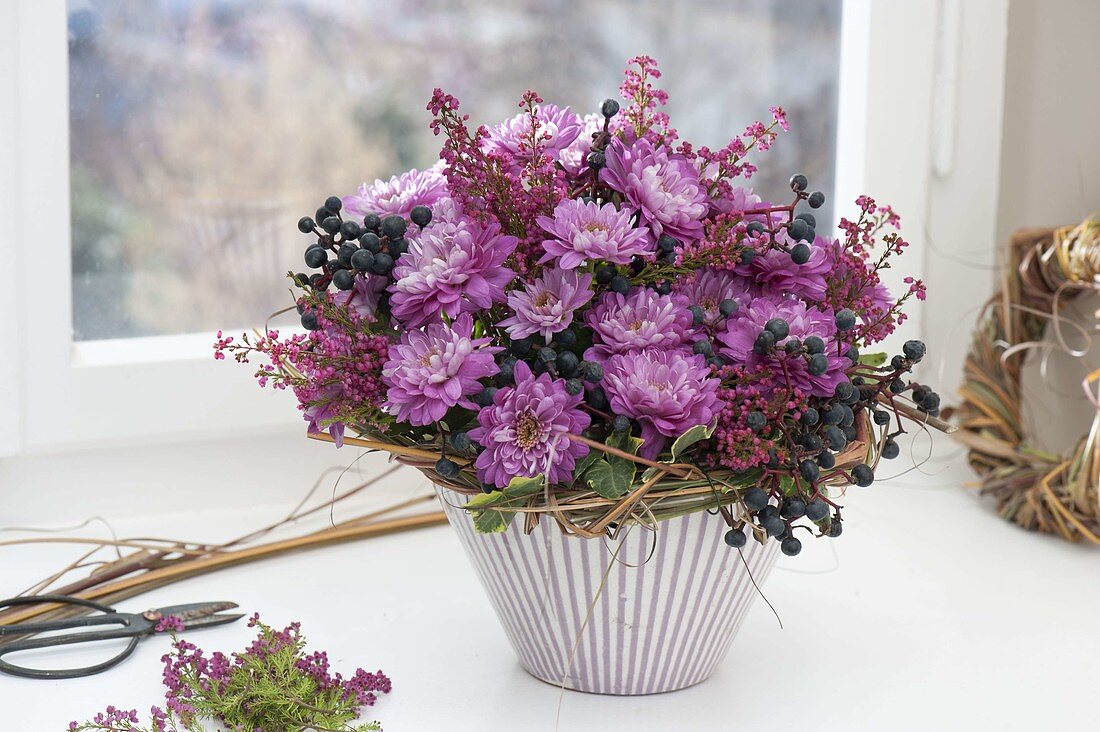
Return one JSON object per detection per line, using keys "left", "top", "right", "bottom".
{"left": 0, "top": 595, "right": 141, "bottom": 680}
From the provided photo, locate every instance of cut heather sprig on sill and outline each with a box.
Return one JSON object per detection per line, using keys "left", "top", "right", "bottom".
{"left": 216, "top": 55, "right": 941, "bottom": 556}
{"left": 69, "top": 614, "right": 390, "bottom": 732}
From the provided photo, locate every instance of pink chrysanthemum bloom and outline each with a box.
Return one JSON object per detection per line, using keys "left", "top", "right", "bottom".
{"left": 600, "top": 136, "right": 709, "bottom": 243}
{"left": 389, "top": 219, "right": 518, "bottom": 327}
{"left": 381, "top": 313, "right": 501, "bottom": 426}
{"left": 483, "top": 104, "right": 583, "bottom": 164}
{"left": 469, "top": 360, "right": 591, "bottom": 488}
{"left": 716, "top": 294, "right": 848, "bottom": 397}
{"left": 348, "top": 273, "right": 389, "bottom": 321}
{"left": 499, "top": 268, "right": 594, "bottom": 341}
{"left": 536, "top": 199, "right": 652, "bottom": 269}
{"left": 739, "top": 233, "right": 833, "bottom": 302}
{"left": 710, "top": 185, "right": 765, "bottom": 217}
{"left": 342, "top": 164, "right": 449, "bottom": 220}
{"left": 672, "top": 268, "right": 758, "bottom": 327}
{"left": 583, "top": 288, "right": 695, "bottom": 362}
{"left": 603, "top": 349, "right": 721, "bottom": 460}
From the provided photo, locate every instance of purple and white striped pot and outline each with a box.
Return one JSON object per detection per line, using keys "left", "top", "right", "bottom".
{"left": 438, "top": 487, "right": 780, "bottom": 695}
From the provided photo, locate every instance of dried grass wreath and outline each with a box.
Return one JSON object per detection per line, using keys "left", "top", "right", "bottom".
{"left": 952, "top": 218, "right": 1100, "bottom": 542}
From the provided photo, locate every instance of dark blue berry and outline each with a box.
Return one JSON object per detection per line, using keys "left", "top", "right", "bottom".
{"left": 601, "top": 98, "right": 620, "bottom": 117}
{"left": 784, "top": 338, "right": 803, "bottom": 354}
{"left": 359, "top": 232, "right": 381, "bottom": 253}
{"left": 612, "top": 415, "right": 631, "bottom": 433}
{"left": 796, "top": 212, "right": 816, "bottom": 229}
{"left": 297, "top": 216, "right": 315, "bottom": 233}
{"left": 449, "top": 431, "right": 472, "bottom": 452}
{"left": 692, "top": 340, "right": 713, "bottom": 357}
{"left": 903, "top": 340, "right": 926, "bottom": 361}
{"left": 370, "top": 252, "right": 394, "bottom": 275}
{"left": 537, "top": 346, "right": 557, "bottom": 364}
{"left": 719, "top": 299, "right": 738, "bottom": 317}
{"left": 804, "top": 335, "right": 825, "bottom": 354}
{"left": 745, "top": 410, "right": 767, "bottom": 433}
{"left": 754, "top": 330, "right": 776, "bottom": 355}
{"left": 789, "top": 173, "right": 808, "bottom": 191}
{"left": 827, "top": 520, "right": 843, "bottom": 538}
{"left": 580, "top": 360, "right": 603, "bottom": 383}
{"left": 743, "top": 487, "right": 769, "bottom": 511}
{"left": 799, "top": 459, "right": 820, "bottom": 483}
{"left": 324, "top": 195, "right": 342, "bottom": 212}
{"left": 790, "top": 242, "right": 811, "bottom": 264}
{"left": 724, "top": 528, "right": 748, "bottom": 548}
{"left": 510, "top": 337, "right": 533, "bottom": 357}
{"left": 689, "top": 305, "right": 706, "bottom": 326}
{"left": 881, "top": 439, "right": 900, "bottom": 460}
{"left": 824, "top": 426, "right": 847, "bottom": 451}
{"left": 781, "top": 536, "right": 802, "bottom": 556}
{"left": 765, "top": 318, "right": 789, "bottom": 340}
{"left": 657, "top": 234, "right": 677, "bottom": 253}
{"left": 332, "top": 269, "right": 355, "bottom": 291}
{"left": 805, "top": 499, "right": 829, "bottom": 522}
{"left": 740, "top": 249, "right": 756, "bottom": 265}
{"left": 565, "top": 378, "right": 584, "bottom": 396}
{"left": 556, "top": 350, "right": 579, "bottom": 375}
{"left": 610, "top": 275, "right": 631, "bottom": 294}
{"left": 834, "top": 381, "right": 856, "bottom": 403}
{"left": 873, "top": 410, "right": 891, "bottom": 426}
{"left": 586, "top": 386, "right": 609, "bottom": 410}
{"left": 587, "top": 151, "right": 606, "bottom": 170}
{"left": 801, "top": 407, "right": 819, "bottom": 426}
{"left": 852, "top": 464, "right": 874, "bottom": 487}
{"left": 301, "top": 311, "right": 320, "bottom": 330}
{"left": 362, "top": 213, "right": 381, "bottom": 231}
{"left": 337, "top": 243, "right": 357, "bottom": 266}
{"left": 321, "top": 216, "right": 341, "bottom": 234}
{"left": 808, "top": 191, "right": 825, "bottom": 208}
{"left": 817, "top": 451, "right": 836, "bottom": 469}
{"left": 553, "top": 329, "right": 577, "bottom": 348}
{"left": 474, "top": 387, "right": 498, "bottom": 408}
{"left": 808, "top": 353, "right": 829, "bottom": 375}
{"left": 380, "top": 215, "right": 407, "bottom": 239}
{"left": 746, "top": 221, "right": 766, "bottom": 236}
{"left": 595, "top": 265, "right": 615, "bottom": 285}
{"left": 763, "top": 515, "right": 787, "bottom": 538}
{"left": 340, "top": 220, "right": 362, "bottom": 240}
{"left": 789, "top": 218, "right": 810, "bottom": 241}
{"left": 835, "top": 308, "right": 857, "bottom": 331}
{"left": 351, "top": 249, "right": 374, "bottom": 272}
{"left": 435, "top": 457, "right": 460, "bottom": 479}
{"left": 304, "top": 246, "right": 328, "bottom": 269}
{"left": 781, "top": 498, "right": 807, "bottom": 519}
{"left": 410, "top": 205, "right": 432, "bottom": 227}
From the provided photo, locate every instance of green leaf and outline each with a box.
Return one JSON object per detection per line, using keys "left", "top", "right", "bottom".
{"left": 858, "top": 351, "right": 888, "bottom": 367}
{"left": 465, "top": 475, "right": 544, "bottom": 533}
{"left": 668, "top": 420, "right": 717, "bottom": 461}
{"left": 571, "top": 448, "right": 603, "bottom": 483}
{"left": 606, "top": 429, "right": 644, "bottom": 456}
{"left": 585, "top": 457, "right": 636, "bottom": 500}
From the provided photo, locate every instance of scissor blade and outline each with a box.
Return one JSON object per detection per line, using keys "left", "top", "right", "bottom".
{"left": 179, "top": 613, "right": 245, "bottom": 631}
{"left": 152, "top": 601, "right": 239, "bottom": 621}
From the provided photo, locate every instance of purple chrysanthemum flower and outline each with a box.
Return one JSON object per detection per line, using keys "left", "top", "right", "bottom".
{"left": 672, "top": 268, "right": 758, "bottom": 327}
{"left": 738, "top": 233, "right": 833, "bottom": 302}
{"left": 536, "top": 199, "right": 653, "bottom": 269}
{"left": 583, "top": 288, "right": 695, "bottom": 362}
{"left": 342, "top": 164, "right": 449, "bottom": 220}
{"left": 483, "top": 104, "right": 583, "bottom": 164}
{"left": 469, "top": 360, "right": 591, "bottom": 488}
{"left": 600, "top": 137, "right": 709, "bottom": 244}
{"left": 499, "top": 268, "right": 594, "bottom": 341}
{"left": 389, "top": 219, "right": 518, "bottom": 327}
{"left": 603, "top": 349, "right": 721, "bottom": 460}
{"left": 716, "top": 295, "right": 848, "bottom": 397}
{"left": 348, "top": 273, "right": 389, "bottom": 321}
{"left": 303, "top": 387, "right": 345, "bottom": 448}
{"left": 710, "top": 185, "right": 765, "bottom": 217}
{"left": 382, "top": 313, "right": 501, "bottom": 426}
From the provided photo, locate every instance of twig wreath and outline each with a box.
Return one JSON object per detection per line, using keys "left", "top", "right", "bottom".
{"left": 952, "top": 218, "right": 1100, "bottom": 542}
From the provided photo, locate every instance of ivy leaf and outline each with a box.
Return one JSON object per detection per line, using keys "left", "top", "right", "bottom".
{"left": 585, "top": 458, "right": 636, "bottom": 500}
{"left": 858, "top": 351, "right": 888, "bottom": 368}
{"left": 465, "top": 475, "right": 544, "bottom": 533}
{"left": 668, "top": 420, "right": 717, "bottom": 461}
{"left": 571, "top": 448, "right": 603, "bottom": 483}
{"left": 606, "top": 429, "right": 644, "bottom": 457}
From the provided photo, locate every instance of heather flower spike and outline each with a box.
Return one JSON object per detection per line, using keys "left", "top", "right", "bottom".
{"left": 218, "top": 55, "right": 937, "bottom": 553}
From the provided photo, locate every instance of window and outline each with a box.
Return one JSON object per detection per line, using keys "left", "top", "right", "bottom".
{"left": 5, "top": 0, "right": 945, "bottom": 455}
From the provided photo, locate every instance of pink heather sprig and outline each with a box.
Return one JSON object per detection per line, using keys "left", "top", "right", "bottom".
{"left": 71, "top": 615, "right": 389, "bottom": 732}
{"left": 619, "top": 55, "right": 675, "bottom": 142}
{"left": 697, "top": 108, "right": 788, "bottom": 190}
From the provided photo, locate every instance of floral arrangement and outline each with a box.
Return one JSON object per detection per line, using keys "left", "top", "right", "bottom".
{"left": 70, "top": 614, "right": 390, "bottom": 732}
{"left": 217, "top": 56, "right": 942, "bottom": 556}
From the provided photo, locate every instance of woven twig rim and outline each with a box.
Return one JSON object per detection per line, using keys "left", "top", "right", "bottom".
{"left": 310, "top": 410, "right": 885, "bottom": 540}
{"left": 951, "top": 219, "right": 1100, "bottom": 543}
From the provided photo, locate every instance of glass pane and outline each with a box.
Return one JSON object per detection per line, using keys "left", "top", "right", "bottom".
{"left": 68, "top": 0, "right": 841, "bottom": 341}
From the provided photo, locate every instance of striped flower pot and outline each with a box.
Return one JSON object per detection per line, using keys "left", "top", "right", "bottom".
{"left": 438, "top": 487, "right": 780, "bottom": 695}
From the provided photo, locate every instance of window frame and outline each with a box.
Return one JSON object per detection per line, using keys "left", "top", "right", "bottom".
{"left": 1, "top": 0, "right": 952, "bottom": 457}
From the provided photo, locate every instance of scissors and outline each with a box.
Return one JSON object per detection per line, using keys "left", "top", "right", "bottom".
{"left": 0, "top": 595, "right": 243, "bottom": 679}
